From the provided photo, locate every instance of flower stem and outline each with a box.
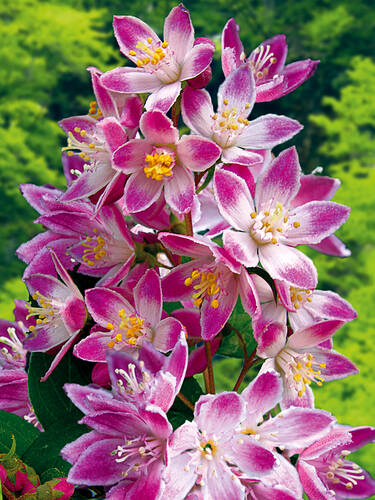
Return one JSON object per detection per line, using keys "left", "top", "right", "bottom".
{"left": 184, "top": 211, "right": 193, "bottom": 236}
{"left": 205, "top": 341, "right": 215, "bottom": 393}
{"left": 177, "top": 392, "right": 195, "bottom": 411}
{"left": 233, "top": 347, "right": 257, "bottom": 392}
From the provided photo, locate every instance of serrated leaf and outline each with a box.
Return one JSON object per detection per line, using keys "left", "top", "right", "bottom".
{"left": 21, "top": 418, "right": 88, "bottom": 476}
{"left": 28, "top": 352, "right": 92, "bottom": 430}
{"left": 218, "top": 299, "right": 256, "bottom": 358}
{"left": 0, "top": 411, "right": 40, "bottom": 456}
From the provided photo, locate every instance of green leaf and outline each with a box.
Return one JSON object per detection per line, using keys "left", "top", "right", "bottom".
{"left": 21, "top": 418, "right": 88, "bottom": 476}
{"left": 167, "top": 377, "right": 203, "bottom": 424}
{"left": 40, "top": 467, "right": 66, "bottom": 483}
{"left": 218, "top": 300, "right": 256, "bottom": 358}
{"left": 28, "top": 352, "right": 92, "bottom": 430}
{"left": 0, "top": 411, "right": 40, "bottom": 456}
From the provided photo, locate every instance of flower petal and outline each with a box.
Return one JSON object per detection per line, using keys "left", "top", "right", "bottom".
{"left": 134, "top": 269, "right": 162, "bottom": 326}
{"left": 287, "top": 320, "right": 345, "bottom": 349}
{"left": 123, "top": 170, "right": 163, "bottom": 213}
{"left": 101, "top": 67, "right": 161, "bottom": 94}
{"left": 241, "top": 370, "right": 282, "bottom": 421}
{"left": 221, "top": 146, "right": 263, "bottom": 166}
{"left": 164, "top": 165, "right": 195, "bottom": 214}
{"left": 145, "top": 82, "right": 182, "bottom": 113}
{"left": 180, "top": 43, "right": 214, "bottom": 81}
{"left": 177, "top": 135, "right": 221, "bottom": 172}
{"left": 223, "top": 229, "right": 259, "bottom": 268}
{"left": 181, "top": 86, "right": 213, "bottom": 137}
{"left": 221, "top": 18, "right": 243, "bottom": 77}
{"left": 163, "top": 4, "right": 194, "bottom": 64}
{"left": 113, "top": 15, "right": 160, "bottom": 58}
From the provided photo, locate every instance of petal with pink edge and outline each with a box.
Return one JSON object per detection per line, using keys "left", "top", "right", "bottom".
{"left": 203, "top": 459, "right": 245, "bottom": 500}
{"left": 218, "top": 64, "right": 256, "bottom": 115}
{"left": 73, "top": 332, "right": 111, "bottom": 362}
{"left": 221, "top": 19, "right": 243, "bottom": 77}
{"left": 134, "top": 269, "right": 162, "bottom": 326}
{"left": 181, "top": 86, "right": 213, "bottom": 137}
{"left": 145, "top": 81, "right": 181, "bottom": 113}
{"left": 153, "top": 317, "right": 183, "bottom": 352}
{"left": 85, "top": 287, "right": 134, "bottom": 327}
{"left": 230, "top": 436, "right": 276, "bottom": 477}
{"left": 223, "top": 229, "right": 259, "bottom": 268}
{"left": 297, "top": 460, "right": 333, "bottom": 500}
{"left": 177, "top": 135, "right": 221, "bottom": 172}
{"left": 255, "top": 147, "right": 301, "bottom": 210}
{"left": 221, "top": 146, "right": 263, "bottom": 166}
{"left": 311, "top": 347, "right": 358, "bottom": 381}
{"left": 255, "top": 74, "right": 286, "bottom": 103}
{"left": 139, "top": 404, "right": 172, "bottom": 439}
{"left": 214, "top": 167, "right": 254, "bottom": 231}
{"left": 307, "top": 290, "right": 356, "bottom": 321}
{"left": 161, "top": 260, "right": 207, "bottom": 302}
{"left": 259, "top": 244, "right": 317, "bottom": 289}
{"left": 309, "top": 234, "right": 351, "bottom": 257}
{"left": 113, "top": 15, "right": 159, "bottom": 58}
{"left": 113, "top": 139, "right": 151, "bottom": 173}
{"left": 290, "top": 174, "right": 340, "bottom": 208}
{"left": 164, "top": 165, "right": 195, "bottom": 214}
{"left": 163, "top": 4, "right": 194, "bottom": 64}
{"left": 100, "top": 67, "right": 161, "bottom": 94}
{"left": 242, "top": 370, "right": 282, "bottom": 421}
{"left": 287, "top": 201, "right": 350, "bottom": 245}
{"left": 236, "top": 114, "right": 303, "bottom": 149}
{"left": 287, "top": 320, "right": 345, "bottom": 349}
{"left": 282, "top": 59, "right": 319, "bottom": 96}
{"left": 158, "top": 233, "right": 213, "bottom": 258}
{"left": 123, "top": 170, "right": 163, "bottom": 213}
{"left": 195, "top": 392, "right": 245, "bottom": 434}
{"left": 239, "top": 269, "right": 260, "bottom": 317}
{"left": 98, "top": 117, "right": 127, "bottom": 153}
{"left": 180, "top": 43, "right": 214, "bottom": 81}
{"left": 140, "top": 110, "right": 178, "bottom": 145}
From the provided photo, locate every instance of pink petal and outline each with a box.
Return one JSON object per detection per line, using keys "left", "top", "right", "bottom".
{"left": 145, "top": 81, "right": 182, "bottom": 113}
{"left": 218, "top": 64, "right": 256, "bottom": 114}
{"left": 100, "top": 67, "right": 161, "bottom": 94}
{"left": 230, "top": 436, "right": 276, "bottom": 478}
{"left": 309, "top": 235, "right": 351, "bottom": 257}
{"left": 73, "top": 332, "right": 110, "bottom": 362}
{"left": 113, "top": 15, "right": 160, "bottom": 58}
{"left": 61, "top": 164, "right": 115, "bottom": 201}
{"left": 163, "top": 4, "right": 194, "bottom": 64}
{"left": 113, "top": 139, "right": 151, "bottom": 173}
{"left": 134, "top": 269, "right": 162, "bottom": 326}
{"left": 25, "top": 273, "right": 70, "bottom": 302}
{"left": 297, "top": 460, "right": 333, "bottom": 500}
{"left": 311, "top": 347, "right": 358, "bottom": 381}
{"left": 164, "top": 165, "right": 195, "bottom": 214}
{"left": 204, "top": 460, "right": 245, "bottom": 500}
{"left": 241, "top": 370, "right": 282, "bottom": 421}
{"left": 123, "top": 170, "right": 163, "bottom": 213}
{"left": 307, "top": 290, "right": 356, "bottom": 322}
{"left": 40, "top": 331, "right": 81, "bottom": 381}
{"left": 290, "top": 174, "right": 340, "bottom": 208}
{"left": 236, "top": 114, "right": 303, "bottom": 149}
{"left": 287, "top": 201, "right": 350, "bottom": 245}
{"left": 239, "top": 268, "right": 260, "bottom": 317}
{"left": 177, "top": 135, "right": 221, "bottom": 172}
{"left": 259, "top": 244, "right": 317, "bottom": 289}
{"left": 163, "top": 332, "right": 188, "bottom": 394}
{"left": 223, "top": 229, "right": 259, "bottom": 267}
{"left": 158, "top": 233, "right": 213, "bottom": 258}
{"left": 287, "top": 320, "right": 345, "bottom": 349}
{"left": 181, "top": 86, "right": 213, "bottom": 137}
{"left": 180, "top": 43, "right": 214, "bottom": 81}
{"left": 85, "top": 287, "right": 133, "bottom": 327}
{"left": 98, "top": 117, "right": 127, "bottom": 153}
{"left": 255, "top": 147, "right": 301, "bottom": 210}
{"left": 88, "top": 67, "right": 117, "bottom": 117}
{"left": 221, "top": 146, "right": 263, "bottom": 166}
{"left": 255, "top": 320, "right": 287, "bottom": 358}
{"left": 161, "top": 260, "right": 205, "bottom": 301}
{"left": 221, "top": 18, "right": 243, "bottom": 77}
{"left": 141, "top": 110, "right": 178, "bottom": 145}
{"left": 254, "top": 74, "right": 286, "bottom": 103}
{"left": 153, "top": 317, "right": 183, "bottom": 352}
{"left": 214, "top": 167, "right": 254, "bottom": 231}
{"left": 195, "top": 392, "right": 245, "bottom": 433}
{"left": 282, "top": 59, "right": 319, "bottom": 97}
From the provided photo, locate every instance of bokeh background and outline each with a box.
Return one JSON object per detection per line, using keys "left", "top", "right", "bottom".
{"left": 1, "top": 0, "right": 375, "bottom": 485}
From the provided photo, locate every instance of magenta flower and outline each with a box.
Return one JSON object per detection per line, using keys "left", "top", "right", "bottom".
{"left": 163, "top": 392, "right": 277, "bottom": 500}
{"left": 222, "top": 19, "right": 319, "bottom": 102}
{"left": 214, "top": 147, "right": 350, "bottom": 289}
{"left": 257, "top": 319, "right": 357, "bottom": 408}
{"left": 181, "top": 64, "right": 303, "bottom": 167}
{"left": 297, "top": 426, "right": 375, "bottom": 499}
{"left": 23, "top": 250, "right": 86, "bottom": 381}
{"left": 74, "top": 269, "right": 184, "bottom": 362}
{"left": 63, "top": 337, "right": 188, "bottom": 498}
{"left": 112, "top": 109, "right": 221, "bottom": 214}
{"left": 158, "top": 233, "right": 259, "bottom": 340}
{"left": 100, "top": 5, "right": 215, "bottom": 112}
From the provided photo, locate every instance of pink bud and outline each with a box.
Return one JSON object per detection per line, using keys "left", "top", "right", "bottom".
{"left": 188, "top": 66, "right": 212, "bottom": 89}
{"left": 91, "top": 362, "right": 111, "bottom": 387}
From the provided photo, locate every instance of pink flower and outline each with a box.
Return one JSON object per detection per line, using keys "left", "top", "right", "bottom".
{"left": 100, "top": 5, "right": 214, "bottom": 113}
{"left": 23, "top": 250, "right": 86, "bottom": 381}
{"left": 222, "top": 19, "right": 319, "bottom": 102}
{"left": 163, "top": 392, "right": 277, "bottom": 500}
{"left": 112, "top": 110, "right": 220, "bottom": 214}
{"left": 297, "top": 426, "right": 375, "bottom": 499}
{"left": 63, "top": 336, "right": 187, "bottom": 498}
{"left": 181, "top": 64, "right": 303, "bottom": 167}
{"left": 158, "top": 233, "right": 259, "bottom": 340}
{"left": 74, "top": 269, "right": 184, "bottom": 361}
{"left": 214, "top": 147, "right": 350, "bottom": 289}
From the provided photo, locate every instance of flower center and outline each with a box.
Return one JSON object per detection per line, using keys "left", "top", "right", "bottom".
{"left": 88, "top": 100, "right": 102, "bottom": 120}
{"left": 326, "top": 450, "right": 365, "bottom": 491}
{"left": 289, "top": 286, "right": 313, "bottom": 310}
{"left": 112, "top": 436, "right": 163, "bottom": 477}
{"left": 0, "top": 327, "right": 26, "bottom": 368}
{"left": 276, "top": 347, "right": 326, "bottom": 397}
{"left": 184, "top": 269, "right": 220, "bottom": 308}
{"left": 62, "top": 126, "right": 108, "bottom": 177}
{"left": 81, "top": 229, "right": 107, "bottom": 267}
{"left": 200, "top": 439, "right": 217, "bottom": 459}
{"left": 114, "top": 361, "right": 151, "bottom": 399}
{"left": 211, "top": 98, "right": 251, "bottom": 148}
{"left": 27, "top": 292, "right": 59, "bottom": 332}
{"left": 107, "top": 309, "right": 147, "bottom": 349}
{"left": 250, "top": 202, "right": 300, "bottom": 245}
{"left": 144, "top": 148, "right": 176, "bottom": 181}
{"left": 249, "top": 44, "right": 277, "bottom": 81}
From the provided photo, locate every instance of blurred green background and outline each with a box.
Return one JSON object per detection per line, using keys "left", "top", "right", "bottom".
{"left": 1, "top": 0, "right": 375, "bottom": 485}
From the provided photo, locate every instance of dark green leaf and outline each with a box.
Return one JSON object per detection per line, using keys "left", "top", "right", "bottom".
{"left": 21, "top": 418, "right": 88, "bottom": 476}
{"left": 167, "top": 377, "right": 203, "bottom": 422}
{"left": 0, "top": 410, "right": 40, "bottom": 456}
{"left": 167, "top": 411, "right": 189, "bottom": 431}
{"left": 28, "top": 352, "right": 92, "bottom": 430}
{"left": 40, "top": 467, "right": 66, "bottom": 482}
{"left": 218, "top": 300, "right": 256, "bottom": 358}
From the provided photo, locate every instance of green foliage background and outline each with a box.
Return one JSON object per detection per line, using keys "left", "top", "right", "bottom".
{"left": 1, "top": 0, "right": 375, "bottom": 487}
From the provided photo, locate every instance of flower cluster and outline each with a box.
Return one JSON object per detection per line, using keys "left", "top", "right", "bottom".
{"left": 2, "top": 4, "right": 374, "bottom": 500}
